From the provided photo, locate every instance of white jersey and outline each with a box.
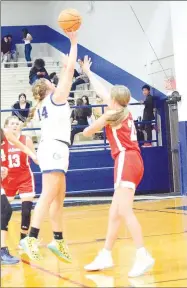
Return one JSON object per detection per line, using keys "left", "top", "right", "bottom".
{"left": 37, "top": 93, "right": 71, "bottom": 144}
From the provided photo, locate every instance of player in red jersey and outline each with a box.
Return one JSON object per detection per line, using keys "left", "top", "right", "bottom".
{"left": 1, "top": 116, "right": 37, "bottom": 248}
{"left": 82, "top": 56, "right": 155, "bottom": 277}
{"left": 1, "top": 127, "right": 37, "bottom": 265}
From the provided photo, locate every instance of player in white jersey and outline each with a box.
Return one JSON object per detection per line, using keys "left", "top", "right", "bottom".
{"left": 20, "top": 31, "right": 78, "bottom": 262}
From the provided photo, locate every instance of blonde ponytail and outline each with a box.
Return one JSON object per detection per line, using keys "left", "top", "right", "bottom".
{"left": 106, "top": 107, "right": 129, "bottom": 127}
{"left": 24, "top": 78, "right": 48, "bottom": 127}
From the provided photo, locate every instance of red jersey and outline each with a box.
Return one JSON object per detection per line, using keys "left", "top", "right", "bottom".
{"left": 105, "top": 112, "right": 140, "bottom": 159}
{"left": 1, "top": 135, "right": 30, "bottom": 175}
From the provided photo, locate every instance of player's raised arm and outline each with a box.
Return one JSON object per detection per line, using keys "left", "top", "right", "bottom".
{"left": 83, "top": 113, "right": 108, "bottom": 137}
{"left": 53, "top": 32, "right": 78, "bottom": 104}
{"left": 82, "top": 56, "right": 111, "bottom": 106}
{"left": 4, "top": 129, "right": 38, "bottom": 163}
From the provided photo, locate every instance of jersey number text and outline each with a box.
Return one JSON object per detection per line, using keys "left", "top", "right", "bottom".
{"left": 1, "top": 150, "right": 21, "bottom": 168}
{"left": 37, "top": 106, "right": 48, "bottom": 120}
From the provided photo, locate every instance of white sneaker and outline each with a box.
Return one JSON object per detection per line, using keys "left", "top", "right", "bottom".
{"left": 84, "top": 249, "right": 114, "bottom": 271}
{"left": 128, "top": 248, "right": 155, "bottom": 278}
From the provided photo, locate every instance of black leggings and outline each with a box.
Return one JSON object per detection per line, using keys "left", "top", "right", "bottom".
{"left": 69, "top": 79, "right": 86, "bottom": 98}
{"left": 1, "top": 194, "right": 12, "bottom": 231}
{"left": 70, "top": 127, "right": 85, "bottom": 146}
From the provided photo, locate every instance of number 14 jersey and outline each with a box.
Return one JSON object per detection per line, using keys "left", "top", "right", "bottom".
{"left": 37, "top": 94, "right": 71, "bottom": 144}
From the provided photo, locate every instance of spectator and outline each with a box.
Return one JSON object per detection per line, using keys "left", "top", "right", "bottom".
{"left": 1, "top": 36, "right": 11, "bottom": 66}
{"left": 93, "top": 95, "right": 104, "bottom": 120}
{"left": 70, "top": 98, "right": 92, "bottom": 145}
{"left": 22, "top": 28, "right": 32, "bottom": 67}
{"left": 69, "top": 58, "right": 89, "bottom": 98}
{"left": 82, "top": 95, "right": 92, "bottom": 124}
{"left": 12, "top": 93, "right": 31, "bottom": 123}
{"left": 29, "top": 59, "right": 50, "bottom": 85}
{"left": 7, "top": 34, "right": 18, "bottom": 66}
{"left": 134, "top": 118, "right": 145, "bottom": 146}
{"left": 93, "top": 95, "right": 105, "bottom": 140}
{"left": 49, "top": 72, "right": 59, "bottom": 87}
{"left": 141, "top": 85, "right": 154, "bottom": 147}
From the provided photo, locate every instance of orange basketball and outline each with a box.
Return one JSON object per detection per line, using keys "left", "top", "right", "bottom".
{"left": 58, "top": 9, "right": 82, "bottom": 32}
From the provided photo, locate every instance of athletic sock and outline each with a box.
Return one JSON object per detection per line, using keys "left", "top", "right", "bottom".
{"left": 53, "top": 232, "right": 63, "bottom": 240}
{"left": 29, "top": 227, "right": 40, "bottom": 239}
{"left": 20, "top": 233, "right": 27, "bottom": 240}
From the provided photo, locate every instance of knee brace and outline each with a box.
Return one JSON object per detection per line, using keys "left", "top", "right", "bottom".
{"left": 21, "top": 201, "right": 33, "bottom": 231}
{"left": 1, "top": 194, "right": 12, "bottom": 231}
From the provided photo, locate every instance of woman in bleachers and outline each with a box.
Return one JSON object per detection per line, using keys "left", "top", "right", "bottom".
{"left": 22, "top": 28, "right": 33, "bottom": 67}
{"left": 29, "top": 59, "right": 50, "bottom": 85}
{"left": 70, "top": 98, "right": 92, "bottom": 145}
{"left": 69, "top": 58, "right": 89, "bottom": 98}
{"left": 12, "top": 93, "right": 31, "bottom": 123}
{"left": 49, "top": 72, "right": 59, "bottom": 87}
{"left": 1, "top": 36, "right": 11, "bottom": 67}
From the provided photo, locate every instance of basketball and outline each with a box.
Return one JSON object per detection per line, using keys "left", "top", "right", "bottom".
{"left": 58, "top": 9, "right": 82, "bottom": 32}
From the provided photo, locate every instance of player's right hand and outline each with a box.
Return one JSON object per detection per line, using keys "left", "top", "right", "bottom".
{"left": 82, "top": 55, "right": 92, "bottom": 75}
{"left": 66, "top": 31, "right": 78, "bottom": 45}
{"left": 1, "top": 167, "right": 8, "bottom": 180}
{"left": 32, "top": 156, "right": 39, "bottom": 165}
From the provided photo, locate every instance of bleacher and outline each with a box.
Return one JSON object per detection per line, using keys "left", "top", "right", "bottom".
{"left": 1, "top": 56, "right": 101, "bottom": 146}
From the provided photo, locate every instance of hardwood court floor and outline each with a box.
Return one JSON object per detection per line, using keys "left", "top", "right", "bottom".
{"left": 1, "top": 197, "right": 187, "bottom": 287}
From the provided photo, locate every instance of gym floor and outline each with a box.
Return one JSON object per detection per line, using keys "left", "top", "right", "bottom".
{"left": 1, "top": 196, "right": 187, "bottom": 287}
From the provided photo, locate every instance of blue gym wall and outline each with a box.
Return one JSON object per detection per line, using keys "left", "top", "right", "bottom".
{"left": 179, "top": 122, "right": 187, "bottom": 195}
{"left": 1, "top": 25, "right": 171, "bottom": 195}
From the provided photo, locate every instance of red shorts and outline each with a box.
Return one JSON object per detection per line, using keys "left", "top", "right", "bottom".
{"left": 2, "top": 170, "right": 35, "bottom": 199}
{"left": 114, "top": 150, "right": 144, "bottom": 190}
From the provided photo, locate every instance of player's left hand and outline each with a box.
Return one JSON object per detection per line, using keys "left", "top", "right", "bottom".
{"left": 30, "top": 153, "right": 39, "bottom": 165}
{"left": 82, "top": 55, "right": 92, "bottom": 75}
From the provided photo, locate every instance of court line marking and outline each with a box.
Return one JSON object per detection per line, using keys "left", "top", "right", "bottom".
{"left": 21, "top": 259, "right": 87, "bottom": 288}
{"left": 134, "top": 207, "right": 187, "bottom": 215}
{"left": 150, "top": 277, "right": 187, "bottom": 285}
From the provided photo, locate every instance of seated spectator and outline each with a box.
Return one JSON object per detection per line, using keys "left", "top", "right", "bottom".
{"left": 70, "top": 98, "right": 92, "bottom": 145}
{"left": 1, "top": 36, "right": 11, "bottom": 66}
{"left": 12, "top": 93, "right": 31, "bottom": 123}
{"left": 49, "top": 72, "right": 59, "bottom": 87}
{"left": 82, "top": 95, "right": 92, "bottom": 124}
{"left": 93, "top": 95, "right": 105, "bottom": 140}
{"left": 29, "top": 59, "right": 50, "bottom": 85}
{"left": 7, "top": 34, "right": 18, "bottom": 67}
{"left": 93, "top": 95, "right": 104, "bottom": 120}
{"left": 69, "top": 58, "right": 89, "bottom": 98}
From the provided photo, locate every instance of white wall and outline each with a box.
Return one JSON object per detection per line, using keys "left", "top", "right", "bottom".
{"left": 2, "top": 1, "right": 174, "bottom": 119}
{"left": 2, "top": 1, "right": 174, "bottom": 94}
{"left": 1, "top": 1, "right": 48, "bottom": 26}
{"left": 45, "top": 1, "right": 174, "bottom": 93}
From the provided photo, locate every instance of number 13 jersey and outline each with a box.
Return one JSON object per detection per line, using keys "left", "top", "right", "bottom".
{"left": 105, "top": 112, "right": 140, "bottom": 159}
{"left": 1, "top": 135, "right": 30, "bottom": 174}
{"left": 37, "top": 94, "right": 71, "bottom": 144}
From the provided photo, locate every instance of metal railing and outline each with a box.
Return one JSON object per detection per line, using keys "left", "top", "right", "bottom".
{"left": 1, "top": 102, "right": 159, "bottom": 150}
{"left": 1, "top": 60, "right": 62, "bottom": 68}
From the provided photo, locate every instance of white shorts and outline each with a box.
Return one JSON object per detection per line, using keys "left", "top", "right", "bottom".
{"left": 37, "top": 140, "right": 69, "bottom": 174}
